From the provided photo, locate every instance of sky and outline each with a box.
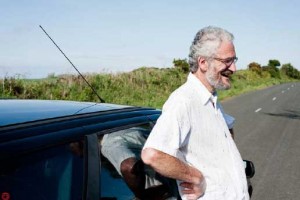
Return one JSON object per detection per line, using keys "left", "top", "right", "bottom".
{"left": 0, "top": 0, "right": 299, "bottom": 78}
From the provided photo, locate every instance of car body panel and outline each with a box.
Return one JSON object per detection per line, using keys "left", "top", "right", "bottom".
{"left": 0, "top": 99, "right": 162, "bottom": 200}
{"left": 0, "top": 100, "right": 160, "bottom": 160}
{"left": 0, "top": 99, "right": 132, "bottom": 126}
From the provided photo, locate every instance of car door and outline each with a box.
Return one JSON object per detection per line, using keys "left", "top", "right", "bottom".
{"left": 0, "top": 138, "right": 86, "bottom": 200}
{"left": 0, "top": 120, "right": 102, "bottom": 200}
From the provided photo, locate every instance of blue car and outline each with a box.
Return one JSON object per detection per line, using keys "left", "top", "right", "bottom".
{"left": 0, "top": 99, "right": 253, "bottom": 200}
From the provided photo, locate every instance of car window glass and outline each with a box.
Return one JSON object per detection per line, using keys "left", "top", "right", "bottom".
{"left": 0, "top": 141, "right": 84, "bottom": 200}
{"left": 99, "top": 125, "right": 178, "bottom": 200}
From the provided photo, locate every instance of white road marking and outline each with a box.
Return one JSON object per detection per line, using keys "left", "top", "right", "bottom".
{"left": 288, "top": 88, "right": 290, "bottom": 90}
{"left": 272, "top": 97, "right": 277, "bottom": 101}
{"left": 255, "top": 108, "right": 262, "bottom": 113}
{"left": 291, "top": 85, "right": 294, "bottom": 87}
{"left": 282, "top": 90, "right": 285, "bottom": 93}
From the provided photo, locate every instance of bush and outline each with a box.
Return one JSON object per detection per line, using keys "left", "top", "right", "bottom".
{"left": 262, "top": 66, "right": 281, "bottom": 79}
{"left": 2, "top": 61, "right": 299, "bottom": 108}
{"left": 248, "top": 62, "right": 262, "bottom": 75}
{"left": 173, "top": 58, "right": 189, "bottom": 73}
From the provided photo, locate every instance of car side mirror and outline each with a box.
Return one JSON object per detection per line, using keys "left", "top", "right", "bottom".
{"left": 244, "top": 160, "right": 255, "bottom": 178}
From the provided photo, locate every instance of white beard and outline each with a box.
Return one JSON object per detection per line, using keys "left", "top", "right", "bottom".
{"left": 205, "top": 66, "right": 230, "bottom": 90}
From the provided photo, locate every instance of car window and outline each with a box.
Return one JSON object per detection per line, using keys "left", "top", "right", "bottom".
{"left": 99, "top": 124, "right": 178, "bottom": 200}
{"left": 0, "top": 141, "right": 84, "bottom": 200}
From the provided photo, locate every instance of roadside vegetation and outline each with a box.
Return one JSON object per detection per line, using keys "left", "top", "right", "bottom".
{"left": 1, "top": 59, "right": 299, "bottom": 108}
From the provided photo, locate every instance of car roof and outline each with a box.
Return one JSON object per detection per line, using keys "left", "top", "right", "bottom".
{"left": 0, "top": 99, "right": 133, "bottom": 126}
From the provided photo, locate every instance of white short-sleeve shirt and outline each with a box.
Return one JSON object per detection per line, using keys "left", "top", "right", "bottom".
{"left": 143, "top": 73, "right": 249, "bottom": 200}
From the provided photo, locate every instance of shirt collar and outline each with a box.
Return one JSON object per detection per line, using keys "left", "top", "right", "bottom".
{"left": 187, "top": 72, "right": 217, "bottom": 105}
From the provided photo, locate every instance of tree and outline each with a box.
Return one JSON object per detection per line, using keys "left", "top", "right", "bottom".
{"left": 281, "top": 63, "right": 300, "bottom": 79}
{"left": 268, "top": 59, "right": 281, "bottom": 68}
{"left": 262, "top": 66, "right": 281, "bottom": 79}
{"left": 248, "top": 62, "right": 262, "bottom": 75}
{"left": 173, "top": 58, "right": 189, "bottom": 73}
{"left": 262, "top": 59, "right": 281, "bottom": 79}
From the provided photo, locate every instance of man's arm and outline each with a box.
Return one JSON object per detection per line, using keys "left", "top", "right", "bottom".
{"left": 141, "top": 148, "right": 206, "bottom": 199}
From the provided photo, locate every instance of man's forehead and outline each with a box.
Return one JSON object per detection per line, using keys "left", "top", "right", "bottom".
{"left": 216, "top": 42, "right": 236, "bottom": 57}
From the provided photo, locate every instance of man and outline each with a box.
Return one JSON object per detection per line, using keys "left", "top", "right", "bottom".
{"left": 101, "top": 127, "right": 178, "bottom": 199}
{"left": 141, "top": 26, "right": 249, "bottom": 200}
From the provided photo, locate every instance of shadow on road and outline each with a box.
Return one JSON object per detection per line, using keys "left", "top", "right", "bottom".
{"left": 263, "top": 109, "right": 300, "bottom": 120}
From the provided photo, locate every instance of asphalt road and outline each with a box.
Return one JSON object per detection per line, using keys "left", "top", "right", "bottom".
{"left": 222, "top": 82, "right": 300, "bottom": 200}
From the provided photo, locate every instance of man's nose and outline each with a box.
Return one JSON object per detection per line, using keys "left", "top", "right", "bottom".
{"left": 230, "top": 62, "right": 237, "bottom": 72}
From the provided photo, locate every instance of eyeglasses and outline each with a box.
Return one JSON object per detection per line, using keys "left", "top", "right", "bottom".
{"left": 212, "top": 56, "right": 238, "bottom": 67}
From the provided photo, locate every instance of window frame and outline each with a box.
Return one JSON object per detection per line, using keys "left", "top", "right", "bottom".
{"left": 97, "top": 121, "right": 154, "bottom": 198}
{"left": 83, "top": 134, "right": 101, "bottom": 200}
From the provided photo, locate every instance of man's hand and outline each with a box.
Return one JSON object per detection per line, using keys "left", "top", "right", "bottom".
{"left": 180, "top": 176, "right": 206, "bottom": 200}
{"left": 142, "top": 148, "right": 206, "bottom": 199}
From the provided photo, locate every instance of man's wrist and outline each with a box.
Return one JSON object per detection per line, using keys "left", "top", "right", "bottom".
{"left": 188, "top": 166, "right": 205, "bottom": 185}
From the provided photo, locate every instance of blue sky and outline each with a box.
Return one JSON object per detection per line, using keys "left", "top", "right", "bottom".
{"left": 1, "top": 0, "right": 299, "bottom": 78}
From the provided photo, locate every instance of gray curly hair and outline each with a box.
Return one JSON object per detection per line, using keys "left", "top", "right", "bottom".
{"left": 188, "top": 26, "right": 234, "bottom": 73}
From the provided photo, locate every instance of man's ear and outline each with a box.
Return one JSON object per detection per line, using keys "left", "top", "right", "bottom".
{"left": 198, "top": 57, "right": 208, "bottom": 72}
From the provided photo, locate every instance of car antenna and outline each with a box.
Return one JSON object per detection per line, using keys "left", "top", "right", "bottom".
{"left": 39, "top": 25, "right": 105, "bottom": 103}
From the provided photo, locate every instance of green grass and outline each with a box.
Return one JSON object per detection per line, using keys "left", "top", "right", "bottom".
{"left": 0, "top": 67, "right": 299, "bottom": 108}
{"left": 217, "top": 70, "right": 296, "bottom": 101}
